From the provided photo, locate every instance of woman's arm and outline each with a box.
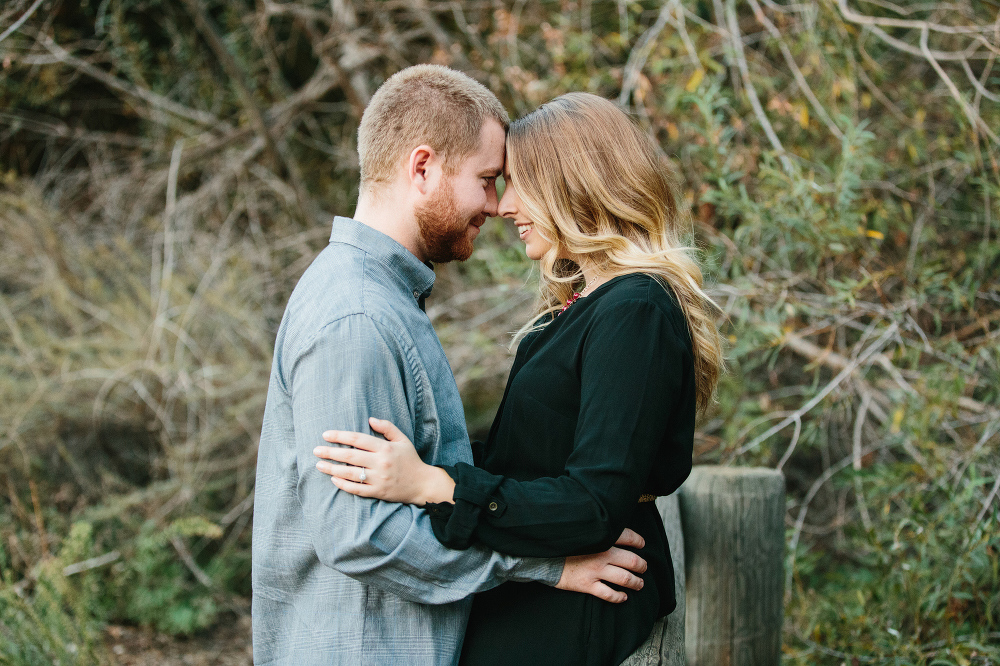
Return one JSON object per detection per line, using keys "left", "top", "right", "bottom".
{"left": 317, "top": 297, "right": 693, "bottom": 558}
{"left": 434, "top": 300, "right": 692, "bottom": 557}
{"left": 314, "top": 417, "right": 456, "bottom": 505}
{"left": 314, "top": 420, "right": 652, "bottom": 603}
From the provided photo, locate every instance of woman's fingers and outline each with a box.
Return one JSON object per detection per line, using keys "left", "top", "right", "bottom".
{"left": 313, "top": 445, "right": 376, "bottom": 468}
{"left": 321, "top": 429, "right": 383, "bottom": 451}
{"left": 368, "top": 417, "right": 407, "bottom": 442}
{"left": 316, "top": 460, "right": 369, "bottom": 482}
{"left": 330, "top": 476, "right": 377, "bottom": 498}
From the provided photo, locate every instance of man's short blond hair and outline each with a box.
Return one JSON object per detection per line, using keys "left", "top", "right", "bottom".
{"left": 357, "top": 65, "right": 509, "bottom": 188}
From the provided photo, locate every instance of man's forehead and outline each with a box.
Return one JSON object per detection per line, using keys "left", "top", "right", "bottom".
{"left": 477, "top": 121, "right": 506, "bottom": 172}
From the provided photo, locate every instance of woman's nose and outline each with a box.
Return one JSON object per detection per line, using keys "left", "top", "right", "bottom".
{"left": 497, "top": 186, "right": 515, "bottom": 218}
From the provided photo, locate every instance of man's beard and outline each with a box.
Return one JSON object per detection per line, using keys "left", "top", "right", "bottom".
{"left": 414, "top": 178, "right": 483, "bottom": 263}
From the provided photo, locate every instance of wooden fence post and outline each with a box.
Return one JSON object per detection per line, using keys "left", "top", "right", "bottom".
{"left": 621, "top": 495, "right": 686, "bottom": 666}
{"left": 656, "top": 494, "right": 686, "bottom": 666}
{"left": 678, "top": 466, "right": 785, "bottom": 666}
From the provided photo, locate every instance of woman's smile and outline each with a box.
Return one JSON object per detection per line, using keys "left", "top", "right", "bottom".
{"left": 517, "top": 222, "right": 533, "bottom": 240}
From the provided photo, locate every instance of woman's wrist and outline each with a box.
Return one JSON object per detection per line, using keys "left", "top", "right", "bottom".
{"left": 419, "top": 466, "right": 456, "bottom": 506}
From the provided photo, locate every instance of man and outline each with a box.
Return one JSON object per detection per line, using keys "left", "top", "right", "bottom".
{"left": 252, "top": 65, "right": 645, "bottom": 664}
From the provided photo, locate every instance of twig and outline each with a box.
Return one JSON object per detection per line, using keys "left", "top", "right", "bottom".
{"left": 37, "top": 34, "right": 221, "bottom": 128}
{"left": 616, "top": 0, "right": 629, "bottom": 41}
{"left": 179, "top": 0, "right": 315, "bottom": 223}
{"left": 837, "top": 0, "right": 999, "bottom": 35}
{"left": 973, "top": 473, "right": 1000, "bottom": 526}
{"left": 63, "top": 551, "right": 120, "bottom": 576}
{"left": 774, "top": 415, "right": 802, "bottom": 470}
{"left": 28, "top": 479, "right": 49, "bottom": 558}
{"left": 669, "top": 0, "right": 703, "bottom": 70}
{"left": 787, "top": 442, "right": 892, "bottom": 591}
{"left": 151, "top": 140, "right": 183, "bottom": 358}
{"left": 855, "top": 62, "right": 911, "bottom": 124}
{"left": 171, "top": 535, "right": 215, "bottom": 588}
{"left": 918, "top": 26, "right": 1000, "bottom": 146}
{"left": 855, "top": 0, "right": 967, "bottom": 17}
{"left": 747, "top": 0, "right": 845, "bottom": 140}
{"left": 952, "top": 419, "right": 1000, "bottom": 485}
{"left": 618, "top": 0, "right": 673, "bottom": 107}
{"left": 724, "top": 0, "right": 793, "bottom": 173}
{"left": 852, "top": 391, "right": 872, "bottom": 471}
{"left": 907, "top": 166, "right": 972, "bottom": 276}
{"left": 0, "top": 0, "right": 46, "bottom": 46}
{"left": 738, "top": 322, "right": 899, "bottom": 454}
{"left": 961, "top": 58, "right": 1000, "bottom": 102}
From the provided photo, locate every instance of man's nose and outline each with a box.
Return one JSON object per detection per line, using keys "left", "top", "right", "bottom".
{"left": 484, "top": 185, "right": 500, "bottom": 217}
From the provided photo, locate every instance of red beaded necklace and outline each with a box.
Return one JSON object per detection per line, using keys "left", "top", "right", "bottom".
{"left": 557, "top": 277, "right": 607, "bottom": 316}
{"left": 557, "top": 291, "right": 582, "bottom": 316}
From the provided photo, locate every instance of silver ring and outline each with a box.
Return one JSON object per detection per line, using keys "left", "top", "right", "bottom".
{"left": 358, "top": 467, "right": 367, "bottom": 483}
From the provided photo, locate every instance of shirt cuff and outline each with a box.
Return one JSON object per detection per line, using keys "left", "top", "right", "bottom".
{"left": 506, "top": 555, "right": 564, "bottom": 586}
{"left": 425, "top": 463, "right": 506, "bottom": 549}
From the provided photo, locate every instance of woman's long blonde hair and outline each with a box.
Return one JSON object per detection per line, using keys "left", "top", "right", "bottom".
{"left": 508, "top": 92, "right": 724, "bottom": 411}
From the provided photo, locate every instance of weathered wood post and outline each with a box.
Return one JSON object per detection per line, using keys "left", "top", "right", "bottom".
{"left": 656, "top": 494, "right": 686, "bottom": 666}
{"left": 678, "top": 466, "right": 785, "bottom": 666}
{"left": 620, "top": 495, "right": 686, "bottom": 666}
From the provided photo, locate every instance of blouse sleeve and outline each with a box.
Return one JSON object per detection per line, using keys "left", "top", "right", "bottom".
{"left": 425, "top": 299, "right": 693, "bottom": 557}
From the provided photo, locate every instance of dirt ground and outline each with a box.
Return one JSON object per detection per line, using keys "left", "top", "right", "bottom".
{"left": 104, "top": 616, "right": 252, "bottom": 666}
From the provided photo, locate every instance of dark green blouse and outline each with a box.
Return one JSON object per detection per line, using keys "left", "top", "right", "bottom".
{"left": 430, "top": 273, "right": 696, "bottom": 666}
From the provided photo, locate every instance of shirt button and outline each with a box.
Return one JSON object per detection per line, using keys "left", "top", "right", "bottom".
{"left": 488, "top": 501, "right": 498, "bottom": 512}
{"left": 413, "top": 290, "right": 420, "bottom": 299}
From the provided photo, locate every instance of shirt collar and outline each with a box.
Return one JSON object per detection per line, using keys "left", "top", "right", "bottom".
{"left": 329, "top": 216, "right": 436, "bottom": 301}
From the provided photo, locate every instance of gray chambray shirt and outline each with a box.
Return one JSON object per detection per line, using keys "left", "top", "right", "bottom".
{"left": 252, "top": 217, "right": 562, "bottom": 665}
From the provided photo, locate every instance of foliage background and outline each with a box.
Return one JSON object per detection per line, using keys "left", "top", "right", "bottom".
{"left": 0, "top": 0, "right": 998, "bottom": 663}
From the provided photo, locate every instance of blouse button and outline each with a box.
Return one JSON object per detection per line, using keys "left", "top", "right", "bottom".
{"left": 488, "top": 501, "right": 499, "bottom": 512}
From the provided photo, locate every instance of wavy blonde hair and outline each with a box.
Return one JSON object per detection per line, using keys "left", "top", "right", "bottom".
{"left": 508, "top": 93, "right": 724, "bottom": 410}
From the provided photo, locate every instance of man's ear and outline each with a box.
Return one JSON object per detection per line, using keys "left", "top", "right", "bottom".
{"left": 408, "top": 144, "right": 439, "bottom": 195}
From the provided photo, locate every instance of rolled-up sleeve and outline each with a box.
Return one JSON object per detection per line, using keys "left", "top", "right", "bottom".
{"left": 288, "top": 313, "right": 562, "bottom": 603}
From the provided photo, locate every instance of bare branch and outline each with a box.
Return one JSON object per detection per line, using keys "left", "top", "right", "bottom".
{"left": 737, "top": 322, "right": 900, "bottom": 454}
{"left": 866, "top": 23, "right": 999, "bottom": 61}
{"left": 618, "top": 0, "right": 674, "bottom": 107}
{"left": 917, "top": 27, "right": 999, "bottom": 143}
{"left": 748, "top": 0, "right": 845, "bottom": 140}
{"left": 0, "top": 0, "right": 45, "bottom": 46}
{"left": 837, "top": 0, "right": 999, "bottom": 35}
{"left": 724, "top": 0, "right": 793, "bottom": 173}
{"left": 36, "top": 34, "right": 222, "bottom": 128}
{"left": 180, "top": 0, "right": 316, "bottom": 222}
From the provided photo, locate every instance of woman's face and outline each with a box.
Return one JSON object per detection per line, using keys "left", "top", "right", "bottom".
{"left": 498, "top": 169, "right": 553, "bottom": 261}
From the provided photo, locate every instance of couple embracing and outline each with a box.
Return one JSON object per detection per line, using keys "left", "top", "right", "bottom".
{"left": 251, "top": 64, "right": 723, "bottom": 665}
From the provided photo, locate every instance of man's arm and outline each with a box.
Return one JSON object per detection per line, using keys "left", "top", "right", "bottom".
{"left": 288, "top": 313, "right": 561, "bottom": 604}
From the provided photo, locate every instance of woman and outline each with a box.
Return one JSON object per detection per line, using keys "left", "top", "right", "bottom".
{"left": 315, "top": 93, "right": 723, "bottom": 665}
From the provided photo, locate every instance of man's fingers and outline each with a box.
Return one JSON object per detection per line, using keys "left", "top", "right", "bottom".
{"left": 603, "top": 565, "right": 643, "bottom": 591}
{"left": 606, "top": 547, "right": 647, "bottom": 574}
{"left": 615, "top": 528, "right": 645, "bottom": 550}
{"left": 590, "top": 582, "right": 627, "bottom": 604}
{"left": 369, "top": 417, "right": 407, "bottom": 442}
{"left": 321, "top": 430, "right": 381, "bottom": 451}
